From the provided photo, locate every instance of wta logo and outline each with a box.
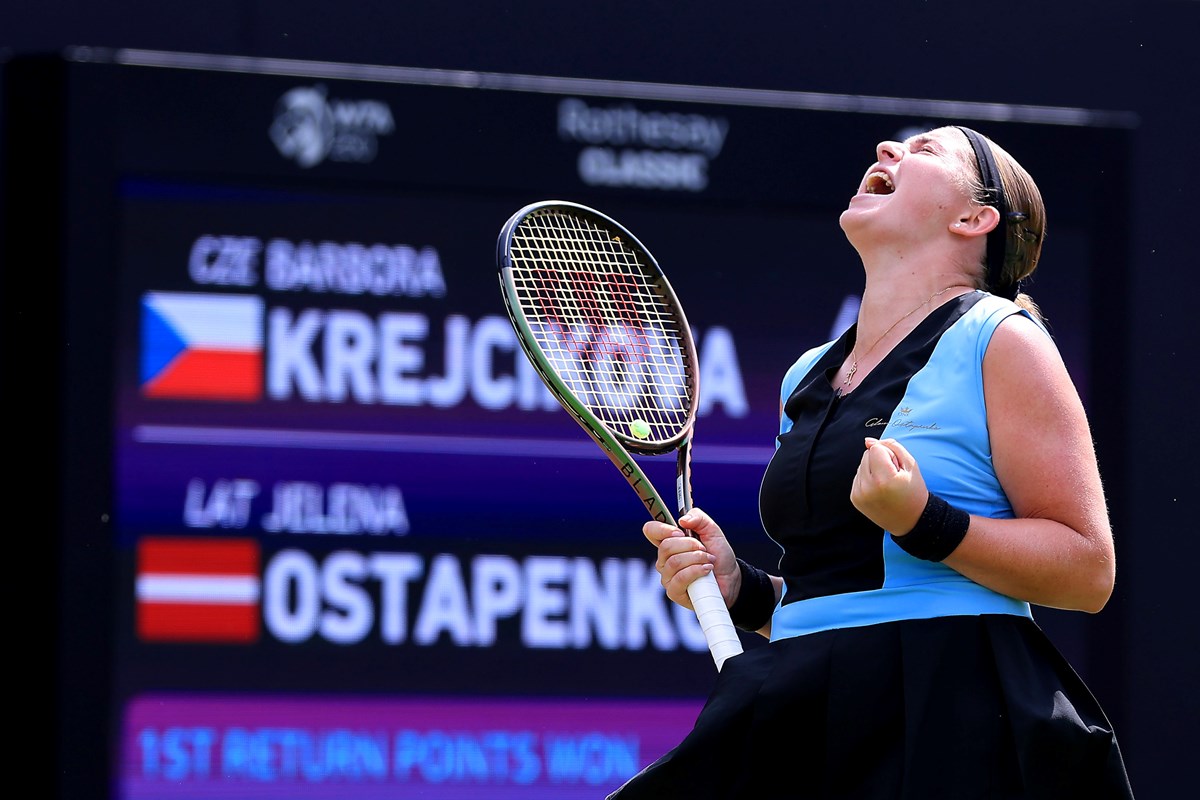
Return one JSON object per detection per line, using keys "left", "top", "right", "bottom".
{"left": 140, "top": 291, "right": 263, "bottom": 402}
{"left": 269, "top": 84, "right": 395, "bottom": 168}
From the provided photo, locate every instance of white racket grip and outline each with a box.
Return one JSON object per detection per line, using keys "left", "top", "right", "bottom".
{"left": 686, "top": 570, "right": 743, "bottom": 671}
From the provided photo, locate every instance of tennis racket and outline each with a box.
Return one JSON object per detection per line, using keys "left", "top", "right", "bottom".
{"left": 496, "top": 200, "right": 743, "bottom": 672}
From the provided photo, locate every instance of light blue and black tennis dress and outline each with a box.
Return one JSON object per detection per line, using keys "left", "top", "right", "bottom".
{"left": 610, "top": 291, "right": 1135, "bottom": 799}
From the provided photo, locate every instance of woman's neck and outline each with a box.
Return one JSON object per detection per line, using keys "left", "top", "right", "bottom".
{"left": 854, "top": 279, "right": 973, "bottom": 350}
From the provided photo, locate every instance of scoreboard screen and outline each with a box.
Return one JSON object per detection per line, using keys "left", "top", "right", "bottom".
{"left": 3, "top": 49, "right": 1133, "bottom": 798}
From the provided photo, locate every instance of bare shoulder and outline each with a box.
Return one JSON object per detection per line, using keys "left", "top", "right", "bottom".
{"left": 983, "top": 312, "right": 1076, "bottom": 402}
{"left": 983, "top": 311, "right": 1101, "bottom": 517}
{"left": 986, "top": 311, "right": 1061, "bottom": 365}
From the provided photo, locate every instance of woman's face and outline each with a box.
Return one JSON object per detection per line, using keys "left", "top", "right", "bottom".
{"left": 840, "top": 127, "right": 975, "bottom": 243}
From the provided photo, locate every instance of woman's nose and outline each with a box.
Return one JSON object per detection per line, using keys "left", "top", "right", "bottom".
{"left": 876, "top": 140, "right": 903, "bottom": 163}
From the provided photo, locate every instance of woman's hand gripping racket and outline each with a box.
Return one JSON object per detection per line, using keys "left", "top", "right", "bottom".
{"left": 497, "top": 200, "right": 743, "bottom": 671}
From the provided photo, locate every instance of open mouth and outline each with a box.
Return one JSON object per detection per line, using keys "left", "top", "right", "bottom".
{"left": 864, "top": 171, "right": 894, "bottom": 195}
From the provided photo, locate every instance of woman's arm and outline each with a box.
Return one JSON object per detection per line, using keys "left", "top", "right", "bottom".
{"left": 850, "top": 314, "right": 1116, "bottom": 612}
{"left": 946, "top": 313, "right": 1115, "bottom": 611}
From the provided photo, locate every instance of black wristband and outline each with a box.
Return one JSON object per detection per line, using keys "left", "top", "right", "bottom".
{"left": 728, "top": 558, "right": 776, "bottom": 631}
{"left": 891, "top": 492, "right": 970, "bottom": 562}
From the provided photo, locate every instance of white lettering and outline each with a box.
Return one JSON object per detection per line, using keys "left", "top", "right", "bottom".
{"left": 696, "top": 326, "right": 749, "bottom": 417}
{"left": 261, "top": 481, "right": 410, "bottom": 536}
{"left": 264, "top": 238, "right": 445, "bottom": 297}
{"left": 265, "top": 310, "right": 747, "bottom": 418}
{"left": 264, "top": 550, "right": 322, "bottom": 643}
{"left": 268, "top": 307, "right": 324, "bottom": 401}
{"left": 188, "top": 235, "right": 260, "bottom": 286}
{"left": 624, "top": 558, "right": 679, "bottom": 650}
{"left": 570, "top": 558, "right": 625, "bottom": 649}
{"left": 326, "top": 311, "right": 378, "bottom": 403}
{"left": 578, "top": 147, "right": 709, "bottom": 192}
{"left": 523, "top": 556, "right": 570, "bottom": 648}
{"left": 260, "top": 550, "right": 701, "bottom": 653}
{"left": 557, "top": 98, "right": 729, "bottom": 157}
{"left": 472, "top": 555, "right": 523, "bottom": 646}
{"left": 371, "top": 552, "right": 424, "bottom": 644}
{"left": 329, "top": 99, "right": 395, "bottom": 134}
{"left": 183, "top": 478, "right": 260, "bottom": 528}
{"left": 413, "top": 554, "right": 473, "bottom": 646}
{"left": 469, "top": 316, "right": 517, "bottom": 410}
{"left": 425, "top": 314, "right": 470, "bottom": 407}
{"left": 377, "top": 312, "right": 428, "bottom": 404}
{"left": 320, "top": 551, "right": 373, "bottom": 644}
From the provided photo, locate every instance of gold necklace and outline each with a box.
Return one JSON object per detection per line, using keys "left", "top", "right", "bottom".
{"left": 842, "top": 285, "right": 965, "bottom": 388}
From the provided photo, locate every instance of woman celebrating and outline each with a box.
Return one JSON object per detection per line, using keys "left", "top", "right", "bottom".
{"left": 610, "top": 126, "right": 1135, "bottom": 799}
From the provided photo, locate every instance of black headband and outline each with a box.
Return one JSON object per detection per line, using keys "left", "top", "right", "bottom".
{"left": 955, "top": 126, "right": 1017, "bottom": 300}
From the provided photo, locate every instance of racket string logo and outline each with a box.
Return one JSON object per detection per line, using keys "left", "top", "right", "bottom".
{"left": 533, "top": 318, "right": 691, "bottom": 435}
{"left": 517, "top": 261, "right": 690, "bottom": 433}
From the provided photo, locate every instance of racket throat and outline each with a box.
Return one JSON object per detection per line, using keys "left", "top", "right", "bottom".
{"left": 675, "top": 439, "right": 694, "bottom": 519}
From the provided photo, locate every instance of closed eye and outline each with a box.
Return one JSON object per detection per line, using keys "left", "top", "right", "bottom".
{"left": 906, "top": 135, "right": 942, "bottom": 156}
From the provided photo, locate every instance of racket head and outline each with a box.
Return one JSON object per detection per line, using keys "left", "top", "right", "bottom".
{"left": 497, "top": 201, "right": 699, "bottom": 456}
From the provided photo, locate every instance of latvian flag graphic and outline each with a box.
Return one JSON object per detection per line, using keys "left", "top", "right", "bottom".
{"left": 136, "top": 537, "right": 261, "bottom": 643}
{"left": 140, "top": 291, "right": 264, "bottom": 401}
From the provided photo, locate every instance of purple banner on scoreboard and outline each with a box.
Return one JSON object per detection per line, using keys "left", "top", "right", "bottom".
{"left": 121, "top": 693, "right": 703, "bottom": 799}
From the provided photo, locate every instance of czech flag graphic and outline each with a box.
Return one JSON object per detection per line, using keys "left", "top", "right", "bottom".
{"left": 140, "top": 291, "right": 264, "bottom": 401}
{"left": 136, "top": 537, "right": 262, "bottom": 643}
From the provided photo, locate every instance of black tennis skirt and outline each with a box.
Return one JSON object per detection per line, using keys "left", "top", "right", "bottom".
{"left": 608, "top": 615, "right": 1134, "bottom": 799}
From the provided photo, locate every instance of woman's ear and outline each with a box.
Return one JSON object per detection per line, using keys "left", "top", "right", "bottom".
{"left": 950, "top": 205, "right": 1000, "bottom": 237}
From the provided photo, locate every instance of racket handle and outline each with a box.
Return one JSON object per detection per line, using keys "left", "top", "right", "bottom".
{"left": 686, "top": 570, "right": 744, "bottom": 671}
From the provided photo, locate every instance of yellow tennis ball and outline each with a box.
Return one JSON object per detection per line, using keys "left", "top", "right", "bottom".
{"left": 630, "top": 419, "right": 651, "bottom": 439}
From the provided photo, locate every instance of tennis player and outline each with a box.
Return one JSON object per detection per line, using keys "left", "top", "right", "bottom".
{"left": 610, "top": 126, "right": 1135, "bottom": 799}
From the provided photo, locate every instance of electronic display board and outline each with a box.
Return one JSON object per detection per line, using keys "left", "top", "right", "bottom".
{"left": 3, "top": 49, "right": 1133, "bottom": 798}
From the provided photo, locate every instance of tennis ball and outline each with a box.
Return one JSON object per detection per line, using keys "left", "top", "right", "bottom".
{"left": 630, "top": 419, "right": 651, "bottom": 439}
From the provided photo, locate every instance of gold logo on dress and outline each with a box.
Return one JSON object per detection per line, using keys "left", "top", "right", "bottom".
{"left": 870, "top": 406, "right": 942, "bottom": 431}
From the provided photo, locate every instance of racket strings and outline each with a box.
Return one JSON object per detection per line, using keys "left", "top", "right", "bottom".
{"left": 509, "top": 211, "right": 694, "bottom": 442}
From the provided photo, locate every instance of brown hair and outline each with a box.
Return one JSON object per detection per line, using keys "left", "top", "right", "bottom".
{"left": 957, "top": 130, "right": 1048, "bottom": 322}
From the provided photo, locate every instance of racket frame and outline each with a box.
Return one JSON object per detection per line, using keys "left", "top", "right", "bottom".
{"left": 497, "top": 200, "right": 743, "bottom": 671}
